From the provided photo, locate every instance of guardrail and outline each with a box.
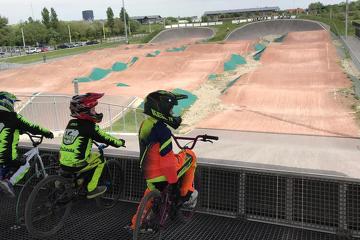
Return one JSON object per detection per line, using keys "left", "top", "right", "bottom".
{"left": 165, "top": 22, "right": 223, "bottom": 29}
{"left": 340, "top": 36, "right": 360, "bottom": 72}
{"left": 16, "top": 94, "right": 144, "bottom": 133}
{"left": 20, "top": 144, "right": 360, "bottom": 238}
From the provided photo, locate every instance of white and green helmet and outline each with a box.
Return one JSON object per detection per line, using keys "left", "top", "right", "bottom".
{"left": 0, "top": 91, "right": 20, "bottom": 112}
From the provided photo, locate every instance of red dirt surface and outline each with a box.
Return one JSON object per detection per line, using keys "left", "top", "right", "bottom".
{"left": 200, "top": 30, "right": 360, "bottom": 137}
{"left": 0, "top": 40, "right": 253, "bottom": 98}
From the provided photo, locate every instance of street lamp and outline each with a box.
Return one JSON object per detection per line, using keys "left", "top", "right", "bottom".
{"left": 122, "top": 0, "right": 128, "bottom": 44}
{"left": 345, "top": 0, "right": 349, "bottom": 39}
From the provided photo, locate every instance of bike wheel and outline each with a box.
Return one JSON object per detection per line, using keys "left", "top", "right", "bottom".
{"left": 25, "top": 175, "right": 73, "bottom": 238}
{"left": 133, "top": 190, "right": 162, "bottom": 240}
{"left": 16, "top": 166, "right": 58, "bottom": 225}
{"left": 95, "top": 159, "right": 124, "bottom": 209}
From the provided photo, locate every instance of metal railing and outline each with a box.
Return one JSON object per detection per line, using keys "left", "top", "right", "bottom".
{"left": 19, "top": 144, "right": 360, "bottom": 238}
{"left": 340, "top": 36, "right": 360, "bottom": 72}
{"left": 16, "top": 94, "right": 144, "bottom": 133}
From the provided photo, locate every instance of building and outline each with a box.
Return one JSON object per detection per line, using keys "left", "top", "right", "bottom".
{"left": 203, "top": 7, "right": 280, "bottom": 20}
{"left": 354, "top": 21, "right": 360, "bottom": 39}
{"left": 82, "top": 10, "right": 94, "bottom": 21}
{"left": 286, "top": 8, "right": 305, "bottom": 14}
{"left": 131, "top": 15, "right": 162, "bottom": 24}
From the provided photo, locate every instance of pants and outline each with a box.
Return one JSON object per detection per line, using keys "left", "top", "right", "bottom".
{"left": 60, "top": 153, "right": 105, "bottom": 192}
{"left": 1, "top": 158, "right": 30, "bottom": 185}
{"left": 131, "top": 149, "right": 197, "bottom": 228}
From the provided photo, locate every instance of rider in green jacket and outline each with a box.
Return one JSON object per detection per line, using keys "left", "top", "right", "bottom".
{"left": 59, "top": 93, "right": 125, "bottom": 199}
{"left": 0, "top": 92, "right": 53, "bottom": 198}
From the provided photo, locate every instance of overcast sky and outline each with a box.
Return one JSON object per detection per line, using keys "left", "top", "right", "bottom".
{"left": 1, "top": 0, "right": 347, "bottom": 24}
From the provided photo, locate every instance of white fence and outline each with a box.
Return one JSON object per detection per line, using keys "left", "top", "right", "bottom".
{"left": 16, "top": 95, "right": 144, "bottom": 134}
{"left": 165, "top": 21, "right": 223, "bottom": 29}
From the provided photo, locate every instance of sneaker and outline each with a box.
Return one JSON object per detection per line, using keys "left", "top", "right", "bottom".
{"left": 0, "top": 179, "right": 15, "bottom": 198}
{"left": 182, "top": 190, "right": 198, "bottom": 209}
{"left": 86, "top": 186, "right": 107, "bottom": 199}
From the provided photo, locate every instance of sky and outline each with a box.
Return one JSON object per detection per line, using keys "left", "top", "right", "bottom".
{"left": 0, "top": 0, "right": 348, "bottom": 24}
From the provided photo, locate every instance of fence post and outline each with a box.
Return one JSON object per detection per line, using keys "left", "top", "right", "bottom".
{"left": 53, "top": 96, "right": 60, "bottom": 131}
{"left": 133, "top": 108, "right": 138, "bottom": 132}
{"left": 238, "top": 172, "right": 246, "bottom": 217}
{"left": 73, "top": 79, "right": 79, "bottom": 95}
{"left": 286, "top": 177, "right": 293, "bottom": 222}
{"left": 108, "top": 104, "right": 113, "bottom": 133}
{"left": 339, "top": 183, "right": 348, "bottom": 234}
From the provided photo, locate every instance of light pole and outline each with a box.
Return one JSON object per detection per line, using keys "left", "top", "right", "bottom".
{"left": 345, "top": 0, "right": 349, "bottom": 39}
{"left": 102, "top": 22, "right": 106, "bottom": 40}
{"left": 67, "top": 25, "right": 72, "bottom": 43}
{"left": 21, "top": 28, "right": 26, "bottom": 49}
{"left": 122, "top": 0, "right": 128, "bottom": 44}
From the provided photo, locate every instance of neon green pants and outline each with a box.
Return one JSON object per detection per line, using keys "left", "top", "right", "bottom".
{"left": 76, "top": 153, "right": 105, "bottom": 192}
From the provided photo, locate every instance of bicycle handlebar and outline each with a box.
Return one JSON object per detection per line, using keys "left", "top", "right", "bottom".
{"left": 25, "top": 132, "right": 44, "bottom": 147}
{"left": 171, "top": 134, "right": 219, "bottom": 150}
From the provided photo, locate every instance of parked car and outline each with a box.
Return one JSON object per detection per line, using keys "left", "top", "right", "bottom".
{"left": 86, "top": 40, "right": 99, "bottom": 45}
{"left": 25, "top": 48, "right": 40, "bottom": 54}
{"left": 0, "top": 51, "right": 5, "bottom": 56}
{"left": 57, "top": 44, "right": 70, "bottom": 49}
{"left": 41, "top": 47, "right": 49, "bottom": 52}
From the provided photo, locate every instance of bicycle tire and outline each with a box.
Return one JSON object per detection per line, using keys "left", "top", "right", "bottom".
{"left": 95, "top": 159, "right": 124, "bottom": 209}
{"left": 25, "top": 175, "right": 72, "bottom": 238}
{"left": 133, "top": 189, "right": 161, "bottom": 240}
{"left": 16, "top": 166, "right": 58, "bottom": 225}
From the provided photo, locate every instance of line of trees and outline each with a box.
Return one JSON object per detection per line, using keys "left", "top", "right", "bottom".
{"left": 308, "top": 0, "right": 360, "bottom": 20}
{"left": 0, "top": 6, "right": 144, "bottom": 47}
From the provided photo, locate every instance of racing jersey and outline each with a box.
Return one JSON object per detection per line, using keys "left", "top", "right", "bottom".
{"left": 0, "top": 110, "right": 51, "bottom": 164}
{"left": 139, "top": 117, "right": 178, "bottom": 184}
{"left": 59, "top": 118, "right": 124, "bottom": 167}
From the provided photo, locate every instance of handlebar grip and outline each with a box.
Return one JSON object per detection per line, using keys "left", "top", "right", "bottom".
{"left": 203, "top": 135, "right": 219, "bottom": 141}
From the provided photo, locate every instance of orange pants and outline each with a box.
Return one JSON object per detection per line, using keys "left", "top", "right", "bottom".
{"left": 131, "top": 149, "right": 197, "bottom": 228}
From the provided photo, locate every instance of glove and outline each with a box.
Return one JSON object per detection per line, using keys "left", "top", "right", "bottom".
{"left": 44, "top": 132, "right": 54, "bottom": 139}
{"left": 119, "top": 139, "right": 126, "bottom": 147}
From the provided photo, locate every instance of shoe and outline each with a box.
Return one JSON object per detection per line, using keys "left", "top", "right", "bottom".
{"left": 182, "top": 190, "right": 198, "bottom": 209}
{"left": 86, "top": 186, "right": 107, "bottom": 199}
{"left": 0, "top": 179, "right": 15, "bottom": 198}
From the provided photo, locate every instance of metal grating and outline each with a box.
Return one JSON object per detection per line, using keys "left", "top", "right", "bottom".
{"left": 245, "top": 173, "right": 286, "bottom": 220}
{"left": 198, "top": 167, "right": 240, "bottom": 215}
{"left": 0, "top": 196, "right": 347, "bottom": 240}
{"left": 347, "top": 184, "right": 360, "bottom": 232}
{"left": 293, "top": 178, "right": 339, "bottom": 229}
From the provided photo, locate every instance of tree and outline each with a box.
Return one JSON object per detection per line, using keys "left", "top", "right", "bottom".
{"left": 41, "top": 7, "right": 51, "bottom": 28}
{"left": 308, "top": 2, "right": 325, "bottom": 14}
{"left": 0, "top": 15, "right": 10, "bottom": 46}
{"left": 106, "top": 7, "right": 115, "bottom": 34}
{"left": 50, "top": 7, "right": 59, "bottom": 29}
{"left": 120, "top": 7, "right": 129, "bottom": 23}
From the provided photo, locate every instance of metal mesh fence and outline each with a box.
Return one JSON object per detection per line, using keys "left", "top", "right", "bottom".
{"left": 293, "top": 178, "right": 339, "bottom": 230}
{"left": 347, "top": 184, "right": 360, "bottom": 233}
{"left": 15, "top": 146, "right": 360, "bottom": 238}
{"left": 245, "top": 173, "right": 286, "bottom": 220}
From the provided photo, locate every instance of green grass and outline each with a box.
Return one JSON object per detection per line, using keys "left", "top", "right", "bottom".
{"left": 2, "top": 42, "right": 123, "bottom": 64}
{"left": 106, "top": 108, "right": 146, "bottom": 133}
{"left": 299, "top": 15, "right": 356, "bottom": 36}
{"left": 208, "top": 22, "right": 246, "bottom": 42}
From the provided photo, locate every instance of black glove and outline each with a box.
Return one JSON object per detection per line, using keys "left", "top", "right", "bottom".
{"left": 44, "top": 132, "right": 54, "bottom": 139}
{"left": 120, "top": 139, "right": 126, "bottom": 147}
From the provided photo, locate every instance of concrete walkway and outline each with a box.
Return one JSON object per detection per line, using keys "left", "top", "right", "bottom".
{"left": 343, "top": 36, "right": 360, "bottom": 71}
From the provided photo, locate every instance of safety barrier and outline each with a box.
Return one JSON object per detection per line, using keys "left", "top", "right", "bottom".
{"left": 20, "top": 144, "right": 360, "bottom": 238}
{"left": 16, "top": 94, "right": 143, "bottom": 133}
